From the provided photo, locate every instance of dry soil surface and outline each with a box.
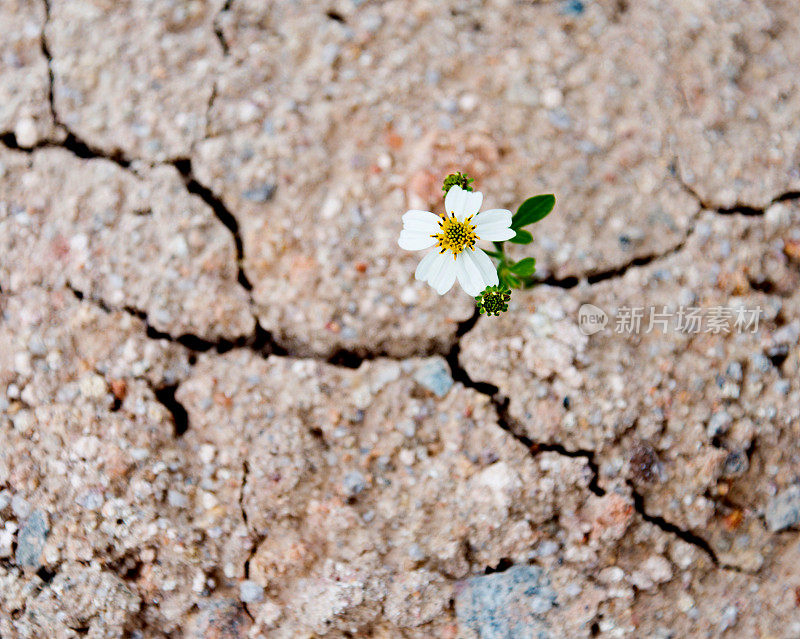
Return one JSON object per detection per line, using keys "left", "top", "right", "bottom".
{"left": 2, "top": 1, "right": 800, "bottom": 637}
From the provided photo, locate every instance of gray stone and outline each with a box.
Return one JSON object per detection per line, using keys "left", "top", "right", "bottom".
{"left": 413, "top": 358, "right": 454, "bottom": 398}
{"left": 766, "top": 485, "right": 800, "bottom": 532}
{"left": 11, "top": 494, "right": 30, "bottom": 519}
{"left": 706, "top": 411, "right": 732, "bottom": 439}
{"left": 343, "top": 470, "right": 366, "bottom": 496}
{"left": 242, "top": 183, "right": 277, "bottom": 203}
{"left": 15, "top": 509, "right": 49, "bottom": 568}
{"left": 726, "top": 362, "right": 743, "bottom": 382}
{"left": 191, "top": 598, "right": 252, "bottom": 637}
{"left": 721, "top": 450, "right": 749, "bottom": 478}
{"left": 774, "top": 380, "right": 792, "bottom": 396}
{"left": 167, "top": 489, "right": 190, "bottom": 509}
{"left": 719, "top": 605, "right": 738, "bottom": 632}
{"left": 239, "top": 580, "right": 264, "bottom": 604}
{"left": 455, "top": 564, "right": 557, "bottom": 639}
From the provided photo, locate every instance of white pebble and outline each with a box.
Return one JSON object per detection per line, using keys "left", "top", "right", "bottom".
{"left": 400, "top": 286, "right": 418, "bottom": 305}
{"left": 14, "top": 352, "right": 32, "bottom": 376}
{"left": 79, "top": 374, "right": 108, "bottom": 399}
{"left": 642, "top": 555, "right": 672, "bottom": 583}
{"left": 598, "top": 566, "right": 625, "bottom": 583}
{"left": 14, "top": 118, "right": 37, "bottom": 148}
{"left": 11, "top": 494, "right": 31, "bottom": 519}
{"left": 0, "top": 522, "right": 18, "bottom": 558}
{"left": 240, "top": 580, "right": 264, "bottom": 603}
{"left": 167, "top": 489, "right": 190, "bottom": 509}
{"left": 459, "top": 93, "right": 478, "bottom": 112}
{"left": 321, "top": 195, "right": 343, "bottom": 219}
{"left": 542, "top": 87, "right": 563, "bottom": 108}
{"left": 192, "top": 571, "right": 206, "bottom": 593}
{"left": 199, "top": 444, "right": 216, "bottom": 464}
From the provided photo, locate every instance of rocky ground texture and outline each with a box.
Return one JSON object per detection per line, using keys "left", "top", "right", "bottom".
{"left": 1, "top": 0, "right": 800, "bottom": 637}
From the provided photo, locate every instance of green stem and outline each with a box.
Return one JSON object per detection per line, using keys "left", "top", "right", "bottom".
{"left": 491, "top": 241, "right": 509, "bottom": 287}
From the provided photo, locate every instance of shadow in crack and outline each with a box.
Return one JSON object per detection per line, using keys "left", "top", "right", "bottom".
{"left": 171, "top": 158, "right": 253, "bottom": 292}
{"left": 627, "top": 480, "right": 720, "bottom": 566}
{"left": 153, "top": 383, "right": 190, "bottom": 437}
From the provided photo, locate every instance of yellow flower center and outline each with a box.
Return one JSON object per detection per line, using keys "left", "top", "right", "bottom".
{"left": 431, "top": 212, "right": 479, "bottom": 258}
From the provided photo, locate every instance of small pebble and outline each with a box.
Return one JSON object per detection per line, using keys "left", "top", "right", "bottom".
{"left": 167, "top": 489, "right": 190, "bottom": 509}
{"left": 242, "top": 183, "right": 277, "bottom": 203}
{"left": 343, "top": 470, "right": 366, "bottom": 496}
{"left": 719, "top": 605, "right": 738, "bottom": 631}
{"left": 706, "top": 410, "right": 732, "bottom": 439}
{"left": 413, "top": 359, "right": 454, "bottom": 398}
{"left": 15, "top": 509, "right": 49, "bottom": 568}
{"left": 11, "top": 494, "right": 31, "bottom": 519}
{"left": 14, "top": 118, "right": 37, "bottom": 148}
{"left": 765, "top": 485, "right": 800, "bottom": 532}
{"left": 0, "top": 522, "right": 17, "bottom": 558}
{"left": 240, "top": 580, "right": 265, "bottom": 603}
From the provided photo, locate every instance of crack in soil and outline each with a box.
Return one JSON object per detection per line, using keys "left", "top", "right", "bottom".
{"left": 0, "top": 129, "right": 131, "bottom": 170}
{"left": 213, "top": 0, "right": 233, "bottom": 56}
{"left": 627, "top": 480, "right": 720, "bottom": 565}
{"left": 443, "top": 301, "right": 760, "bottom": 566}
{"left": 68, "top": 279, "right": 743, "bottom": 569}
{"left": 239, "top": 458, "right": 264, "bottom": 622}
{"left": 152, "top": 383, "right": 190, "bottom": 437}
{"left": 445, "top": 310, "right": 606, "bottom": 496}
{"left": 33, "top": 0, "right": 132, "bottom": 168}
{"left": 67, "top": 284, "right": 285, "bottom": 358}
{"left": 627, "top": 481, "right": 749, "bottom": 574}
{"left": 39, "top": 0, "right": 56, "bottom": 127}
{"left": 171, "top": 157, "right": 253, "bottom": 292}
{"left": 674, "top": 158, "right": 800, "bottom": 216}
{"left": 537, "top": 164, "right": 800, "bottom": 290}
{"left": 205, "top": 81, "right": 218, "bottom": 139}
{"left": 7, "top": 25, "right": 794, "bottom": 585}
{"left": 538, "top": 166, "right": 705, "bottom": 289}
{"left": 5, "top": 9, "right": 250, "bottom": 301}
{"left": 4, "top": 20, "right": 799, "bottom": 334}
{"left": 1, "top": 131, "right": 254, "bottom": 317}
{"left": 0, "top": 8, "right": 784, "bottom": 636}
{"left": 538, "top": 241, "right": 691, "bottom": 289}
{"left": 66, "top": 284, "right": 464, "bottom": 370}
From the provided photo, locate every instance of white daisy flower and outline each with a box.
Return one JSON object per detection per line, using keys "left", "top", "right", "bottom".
{"left": 398, "top": 185, "right": 515, "bottom": 296}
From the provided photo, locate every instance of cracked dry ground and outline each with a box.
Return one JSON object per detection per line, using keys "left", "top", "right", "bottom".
{"left": 2, "top": 1, "right": 800, "bottom": 638}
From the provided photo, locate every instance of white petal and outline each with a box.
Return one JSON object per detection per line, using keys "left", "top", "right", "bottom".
{"left": 474, "top": 209, "right": 514, "bottom": 241}
{"left": 427, "top": 252, "right": 457, "bottom": 295}
{"left": 444, "top": 186, "right": 483, "bottom": 221}
{"left": 414, "top": 250, "right": 439, "bottom": 281}
{"left": 455, "top": 251, "right": 483, "bottom": 296}
{"left": 467, "top": 247, "right": 499, "bottom": 288}
{"left": 419, "top": 251, "right": 448, "bottom": 286}
{"left": 476, "top": 224, "right": 516, "bottom": 242}
{"left": 473, "top": 208, "right": 511, "bottom": 228}
{"left": 402, "top": 210, "right": 441, "bottom": 234}
{"left": 399, "top": 229, "right": 436, "bottom": 251}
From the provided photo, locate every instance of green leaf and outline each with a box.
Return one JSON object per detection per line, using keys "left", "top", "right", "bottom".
{"left": 508, "top": 229, "right": 533, "bottom": 244}
{"left": 499, "top": 270, "right": 522, "bottom": 289}
{"left": 512, "top": 194, "right": 555, "bottom": 229}
{"left": 509, "top": 257, "right": 536, "bottom": 277}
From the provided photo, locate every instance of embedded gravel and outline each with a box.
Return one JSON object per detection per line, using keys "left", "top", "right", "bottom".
{"left": 1, "top": 1, "right": 800, "bottom": 637}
